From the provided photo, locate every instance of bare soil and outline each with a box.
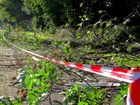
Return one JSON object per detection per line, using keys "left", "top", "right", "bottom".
{"left": 0, "top": 45, "right": 18, "bottom": 97}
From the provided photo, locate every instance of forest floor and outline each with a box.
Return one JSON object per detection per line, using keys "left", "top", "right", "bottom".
{"left": 0, "top": 44, "right": 64, "bottom": 105}
{"left": 0, "top": 45, "right": 122, "bottom": 105}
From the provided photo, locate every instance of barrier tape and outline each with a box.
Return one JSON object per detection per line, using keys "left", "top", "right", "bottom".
{"left": 2, "top": 32, "right": 140, "bottom": 105}
{"left": 2, "top": 33, "right": 140, "bottom": 83}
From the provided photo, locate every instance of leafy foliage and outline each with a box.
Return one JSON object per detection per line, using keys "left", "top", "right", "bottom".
{"left": 114, "top": 84, "right": 128, "bottom": 105}
{"left": 0, "top": 59, "right": 59, "bottom": 105}
{"left": 0, "top": 0, "right": 30, "bottom": 24}
{"left": 0, "top": 0, "right": 138, "bottom": 29}
{"left": 63, "top": 84, "right": 108, "bottom": 105}
{"left": 21, "top": 60, "right": 59, "bottom": 104}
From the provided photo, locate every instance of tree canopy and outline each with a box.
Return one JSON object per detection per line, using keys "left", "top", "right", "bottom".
{"left": 0, "top": 0, "right": 140, "bottom": 28}
{"left": 0, "top": 0, "right": 31, "bottom": 25}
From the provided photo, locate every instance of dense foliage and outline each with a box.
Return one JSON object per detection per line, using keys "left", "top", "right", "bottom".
{"left": 0, "top": 0, "right": 139, "bottom": 44}
{"left": 0, "top": 0, "right": 30, "bottom": 25}
{"left": 0, "top": 0, "right": 140, "bottom": 28}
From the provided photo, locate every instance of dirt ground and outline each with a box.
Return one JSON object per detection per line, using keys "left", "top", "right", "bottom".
{"left": 0, "top": 45, "right": 18, "bottom": 97}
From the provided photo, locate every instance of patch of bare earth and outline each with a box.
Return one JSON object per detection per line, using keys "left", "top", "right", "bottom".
{"left": 0, "top": 45, "right": 19, "bottom": 98}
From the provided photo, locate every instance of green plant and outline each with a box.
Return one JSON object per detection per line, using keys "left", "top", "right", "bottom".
{"left": 20, "top": 60, "right": 59, "bottom": 104}
{"left": 61, "top": 41, "right": 74, "bottom": 61}
{"left": 63, "top": 84, "right": 108, "bottom": 105}
{"left": 0, "top": 60, "right": 60, "bottom": 105}
{"left": 0, "top": 54, "right": 60, "bottom": 105}
{"left": 0, "top": 97, "right": 23, "bottom": 105}
{"left": 114, "top": 84, "right": 128, "bottom": 105}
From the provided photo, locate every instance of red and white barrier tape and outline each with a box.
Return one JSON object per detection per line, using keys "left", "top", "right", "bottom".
{"left": 2, "top": 33, "right": 140, "bottom": 84}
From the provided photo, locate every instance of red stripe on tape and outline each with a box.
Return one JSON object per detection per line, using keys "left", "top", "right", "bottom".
{"left": 75, "top": 63, "right": 83, "bottom": 69}
{"left": 64, "top": 62, "right": 70, "bottom": 66}
{"left": 111, "top": 67, "right": 128, "bottom": 77}
{"left": 131, "top": 67, "right": 140, "bottom": 72}
{"left": 54, "top": 60, "right": 60, "bottom": 64}
{"left": 90, "top": 65, "right": 102, "bottom": 73}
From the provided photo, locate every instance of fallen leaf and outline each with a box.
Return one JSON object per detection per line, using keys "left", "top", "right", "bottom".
{"left": 16, "top": 59, "right": 22, "bottom": 65}
{"left": 21, "top": 89, "right": 27, "bottom": 95}
{"left": 12, "top": 77, "right": 17, "bottom": 80}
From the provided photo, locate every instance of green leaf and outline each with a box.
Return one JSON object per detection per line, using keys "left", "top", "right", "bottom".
{"left": 13, "top": 97, "right": 22, "bottom": 105}
{"left": 27, "top": 92, "right": 36, "bottom": 99}
{"left": 76, "top": 32, "right": 81, "bottom": 39}
{"left": 83, "top": 14, "right": 87, "bottom": 19}
{"left": 77, "top": 23, "right": 82, "bottom": 27}
{"left": 26, "top": 77, "right": 35, "bottom": 89}
{"left": 87, "top": 92, "right": 94, "bottom": 100}
{"left": 106, "top": 21, "right": 112, "bottom": 27}
{"left": 72, "top": 84, "right": 79, "bottom": 91}
{"left": 98, "top": 10, "right": 103, "bottom": 14}
{"left": 80, "top": 3, "right": 83, "bottom": 7}
{"left": 78, "top": 101, "right": 88, "bottom": 105}
{"left": 33, "top": 88, "right": 42, "bottom": 94}
{"left": 36, "top": 79, "right": 41, "bottom": 85}
{"left": 86, "top": 30, "right": 91, "bottom": 35}
{"left": 28, "top": 98, "right": 34, "bottom": 103}
{"left": 24, "top": 75, "right": 30, "bottom": 86}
